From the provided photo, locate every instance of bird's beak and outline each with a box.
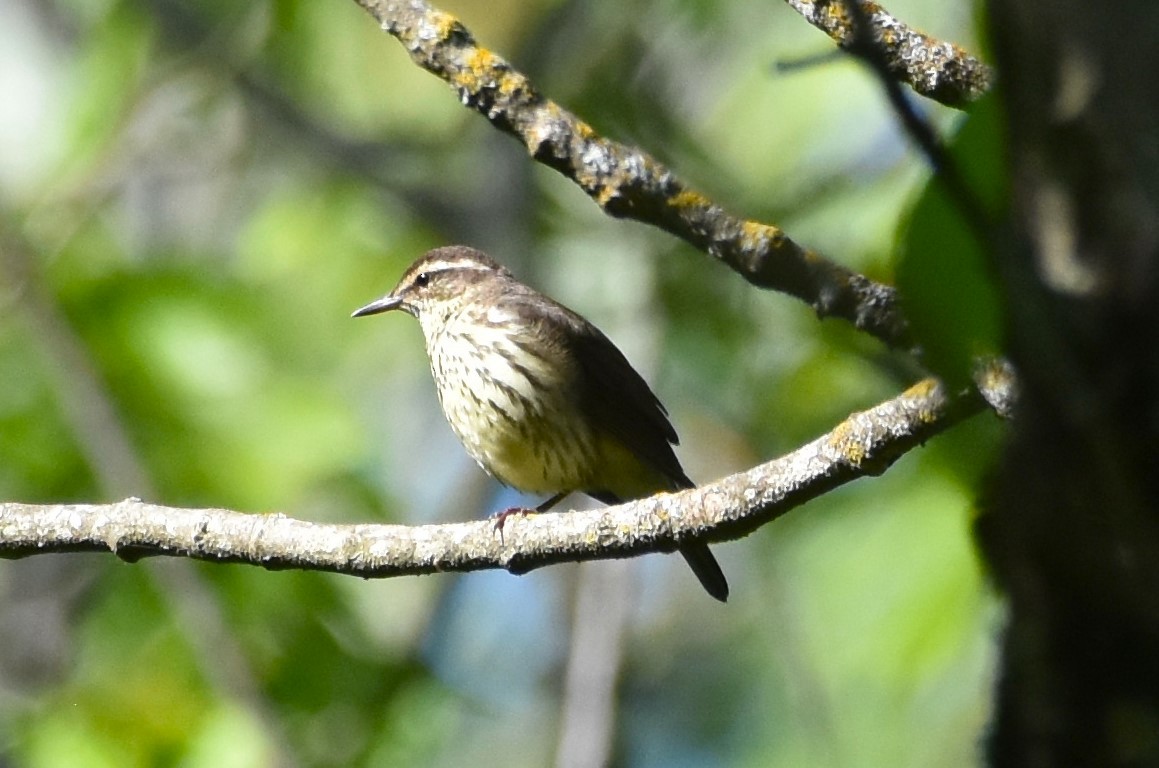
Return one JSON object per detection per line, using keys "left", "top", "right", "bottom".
{"left": 351, "top": 295, "right": 403, "bottom": 318}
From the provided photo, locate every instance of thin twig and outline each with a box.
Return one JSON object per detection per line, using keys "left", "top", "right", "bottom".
{"left": 782, "top": 0, "right": 993, "bottom": 108}
{"left": 839, "top": 0, "right": 993, "bottom": 241}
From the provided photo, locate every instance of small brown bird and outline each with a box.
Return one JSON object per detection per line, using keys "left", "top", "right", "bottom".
{"left": 353, "top": 245, "right": 728, "bottom": 601}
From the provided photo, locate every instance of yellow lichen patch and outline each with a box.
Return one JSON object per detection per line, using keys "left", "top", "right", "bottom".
{"left": 903, "top": 378, "right": 943, "bottom": 422}
{"left": 905, "top": 378, "right": 940, "bottom": 400}
{"left": 738, "top": 221, "right": 782, "bottom": 252}
{"left": 819, "top": 3, "right": 851, "bottom": 30}
{"left": 429, "top": 11, "right": 461, "bottom": 42}
{"left": 573, "top": 120, "right": 596, "bottom": 140}
{"left": 466, "top": 47, "right": 500, "bottom": 76}
{"left": 496, "top": 69, "right": 529, "bottom": 100}
{"left": 828, "top": 420, "right": 868, "bottom": 466}
{"left": 449, "top": 47, "right": 502, "bottom": 92}
{"left": 669, "top": 188, "right": 711, "bottom": 213}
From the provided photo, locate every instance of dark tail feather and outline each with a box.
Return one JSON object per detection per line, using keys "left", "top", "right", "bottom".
{"left": 587, "top": 490, "right": 728, "bottom": 601}
{"left": 679, "top": 542, "right": 729, "bottom": 602}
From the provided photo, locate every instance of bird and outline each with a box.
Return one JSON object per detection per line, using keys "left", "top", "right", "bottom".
{"left": 352, "top": 245, "right": 728, "bottom": 601}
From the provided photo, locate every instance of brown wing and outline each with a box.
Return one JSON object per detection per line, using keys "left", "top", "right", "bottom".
{"left": 573, "top": 325, "right": 693, "bottom": 490}
{"left": 505, "top": 286, "right": 728, "bottom": 601}
{"left": 505, "top": 285, "right": 692, "bottom": 490}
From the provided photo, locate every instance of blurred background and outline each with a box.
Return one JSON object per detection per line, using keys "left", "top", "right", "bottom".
{"left": 0, "top": 0, "right": 1003, "bottom": 765}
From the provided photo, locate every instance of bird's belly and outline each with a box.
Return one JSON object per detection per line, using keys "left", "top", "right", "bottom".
{"left": 432, "top": 346, "right": 594, "bottom": 494}
{"left": 446, "top": 394, "right": 592, "bottom": 494}
{"left": 474, "top": 428, "right": 572, "bottom": 494}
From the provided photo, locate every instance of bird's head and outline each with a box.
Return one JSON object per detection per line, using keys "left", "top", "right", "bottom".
{"left": 352, "top": 245, "right": 513, "bottom": 322}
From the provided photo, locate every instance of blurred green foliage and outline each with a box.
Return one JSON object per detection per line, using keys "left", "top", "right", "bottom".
{"left": 0, "top": 0, "right": 1002, "bottom": 766}
{"left": 897, "top": 92, "right": 1006, "bottom": 388}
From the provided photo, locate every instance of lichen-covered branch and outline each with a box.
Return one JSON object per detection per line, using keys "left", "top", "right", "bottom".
{"left": 351, "top": 0, "right": 911, "bottom": 348}
{"left": 783, "top": 0, "right": 994, "bottom": 108}
{"left": 1, "top": 378, "right": 985, "bottom": 577}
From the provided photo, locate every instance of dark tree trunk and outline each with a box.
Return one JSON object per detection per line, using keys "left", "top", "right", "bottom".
{"left": 979, "top": 2, "right": 1159, "bottom": 766}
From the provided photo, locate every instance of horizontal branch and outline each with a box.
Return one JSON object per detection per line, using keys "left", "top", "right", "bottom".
{"left": 353, "top": 0, "right": 912, "bottom": 348}
{"left": 0, "top": 379, "right": 984, "bottom": 579}
{"left": 782, "top": 0, "right": 994, "bottom": 108}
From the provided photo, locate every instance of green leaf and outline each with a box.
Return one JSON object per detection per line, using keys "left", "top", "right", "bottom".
{"left": 896, "top": 92, "right": 1007, "bottom": 388}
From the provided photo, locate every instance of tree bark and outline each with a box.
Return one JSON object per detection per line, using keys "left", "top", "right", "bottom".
{"left": 979, "top": 2, "right": 1159, "bottom": 765}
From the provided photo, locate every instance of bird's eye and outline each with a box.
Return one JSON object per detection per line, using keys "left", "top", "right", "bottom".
{"left": 415, "top": 272, "right": 430, "bottom": 288}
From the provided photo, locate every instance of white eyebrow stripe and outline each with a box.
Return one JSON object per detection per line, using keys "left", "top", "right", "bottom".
{"left": 418, "top": 259, "right": 495, "bottom": 274}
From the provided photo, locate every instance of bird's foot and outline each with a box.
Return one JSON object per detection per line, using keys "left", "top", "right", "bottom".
{"left": 491, "top": 506, "right": 537, "bottom": 542}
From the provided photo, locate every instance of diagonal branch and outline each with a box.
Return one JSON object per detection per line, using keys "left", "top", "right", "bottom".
{"left": 1, "top": 378, "right": 993, "bottom": 577}
{"left": 782, "top": 0, "right": 994, "bottom": 108}
{"left": 352, "top": 0, "right": 912, "bottom": 349}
